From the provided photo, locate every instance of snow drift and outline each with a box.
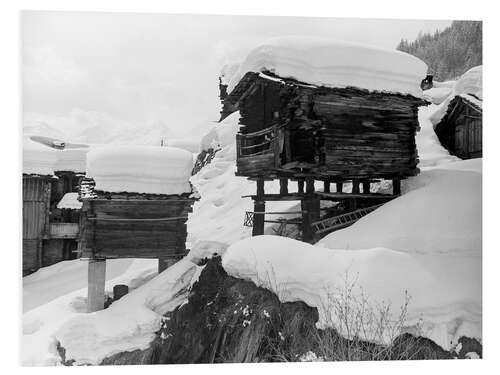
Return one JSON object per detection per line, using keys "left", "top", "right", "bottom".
{"left": 228, "top": 36, "right": 428, "bottom": 97}
{"left": 86, "top": 145, "right": 193, "bottom": 195}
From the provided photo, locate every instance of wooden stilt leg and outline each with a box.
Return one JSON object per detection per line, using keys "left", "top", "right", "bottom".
{"left": 301, "top": 199, "right": 312, "bottom": 243}
{"left": 336, "top": 182, "right": 343, "bottom": 193}
{"left": 352, "top": 179, "right": 360, "bottom": 194}
{"left": 252, "top": 200, "right": 265, "bottom": 236}
{"left": 392, "top": 178, "right": 401, "bottom": 195}
{"left": 279, "top": 178, "right": 288, "bottom": 195}
{"left": 297, "top": 179, "right": 305, "bottom": 194}
{"left": 362, "top": 180, "right": 370, "bottom": 194}
{"left": 88, "top": 258, "right": 106, "bottom": 313}
{"left": 323, "top": 181, "right": 330, "bottom": 193}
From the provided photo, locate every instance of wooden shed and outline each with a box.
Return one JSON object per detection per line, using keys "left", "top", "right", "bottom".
{"left": 78, "top": 177, "right": 197, "bottom": 312}
{"left": 434, "top": 95, "right": 482, "bottom": 159}
{"left": 223, "top": 71, "right": 426, "bottom": 241}
{"left": 23, "top": 174, "right": 52, "bottom": 275}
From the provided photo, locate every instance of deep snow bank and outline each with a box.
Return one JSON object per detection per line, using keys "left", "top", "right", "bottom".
{"left": 228, "top": 36, "right": 427, "bottom": 97}
{"left": 22, "top": 259, "right": 158, "bottom": 365}
{"left": 86, "top": 145, "right": 193, "bottom": 195}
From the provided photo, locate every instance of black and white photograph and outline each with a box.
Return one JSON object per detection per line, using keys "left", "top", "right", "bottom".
{"left": 14, "top": 4, "right": 487, "bottom": 369}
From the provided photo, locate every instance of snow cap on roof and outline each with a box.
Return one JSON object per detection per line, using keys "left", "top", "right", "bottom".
{"left": 227, "top": 36, "right": 428, "bottom": 97}
{"left": 86, "top": 145, "right": 193, "bottom": 195}
{"left": 23, "top": 136, "right": 58, "bottom": 176}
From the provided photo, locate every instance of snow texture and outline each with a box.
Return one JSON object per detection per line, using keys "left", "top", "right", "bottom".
{"left": 163, "top": 138, "right": 200, "bottom": 153}
{"left": 23, "top": 136, "right": 58, "bottom": 176}
{"left": 228, "top": 36, "right": 428, "bottom": 97}
{"left": 86, "top": 145, "right": 193, "bottom": 195}
{"left": 56, "top": 192, "right": 83, "bottom": 210}
{"left": 429, "top": 65, "right": 482, "bottom": 125}
{"left": 22, "top": 259, "right": 159, "bottom": 365}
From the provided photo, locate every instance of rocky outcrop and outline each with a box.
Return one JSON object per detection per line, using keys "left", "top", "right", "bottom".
{"left": 101, "top": 258, "right": 482, "bottom": 365}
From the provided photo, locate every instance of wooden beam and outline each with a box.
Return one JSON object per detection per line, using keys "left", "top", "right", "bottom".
{"left": 87, "top": 258, "right": 106, "bottom": 313}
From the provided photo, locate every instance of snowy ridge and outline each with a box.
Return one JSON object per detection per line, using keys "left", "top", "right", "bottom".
{"left": 228, "top": 36, "right": 428, "bottom": 97}
{"left": 86, "top": 145, "right": 193, "bottom": 195}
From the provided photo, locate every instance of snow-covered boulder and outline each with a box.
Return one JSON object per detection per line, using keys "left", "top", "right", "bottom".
{"left": 228, "top": 36, "right": 428, "bottom": 97}
{"left": 86, "top": 145, "right": 194, "bottom": 195}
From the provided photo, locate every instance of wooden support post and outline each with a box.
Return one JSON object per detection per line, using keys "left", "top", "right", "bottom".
{"left": 256, "top": 178, "right": 265, "bottom": 197}
{"left": 87, "top": 258, "right": 106, "bottom": 313}
{"left": 336, "top": 182, "right": 343, "bottom": 193}
{"left": 279, "top": 178, "right": 288, "bottom": 195}
{"left": 252, "top": 200, "right": 266, "bottom": 236}
{"left": 301, "top": 199, "right": 312, "bottom": 243}
{"left": 253, "top": 177, "right": 266, "bottom": 236}
{"left": 323, "top": 181, "right": 330, "bottom": 193}
{"left": 362, "top": 180, "right": 371, "bottom": 194}
{"left": 297, "top": 179, "right": 305, "bottom": 194}
{"left": 392, "top": 178, "right": 401, "bottom": 195}
{"left": 352, "top": 179, "right": 361, "bottom": 194}
{"left": 306, "top": 177, "right": 315, "bottom": 194}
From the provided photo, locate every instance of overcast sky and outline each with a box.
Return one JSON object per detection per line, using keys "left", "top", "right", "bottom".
{"left": 22, "top": 11, "right": 452, "bottom": 142}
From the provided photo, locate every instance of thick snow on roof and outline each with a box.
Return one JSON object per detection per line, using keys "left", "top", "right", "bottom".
{"left": 422, "top": 87, "right": 452, "bottom": 105}
{"left": 86, "top": 145, "right": 193, "bottom": 195}
{"left": 429, "top": 65, "right": 482, "bottom": 125}
{"left": 454, "top": 65, "right": 482, "bottom": 99}
{"left": 56, "top": 192, "right": 82, "bottom": 210}
{"left": 227, "top": 36, "right": 428, "bottom": 97}
{"left": 23, "top": 136, "right": 58, "bottom": 176}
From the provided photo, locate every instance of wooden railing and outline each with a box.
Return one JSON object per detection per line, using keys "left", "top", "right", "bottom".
{"left": 236, "top": 124, "right": 280, "bottom": 158}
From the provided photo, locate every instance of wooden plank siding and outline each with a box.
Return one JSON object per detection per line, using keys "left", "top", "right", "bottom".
{"left": 79, "top": 198, "right": 195, "bottom": 259}
{"left": 22, "top": 175, "right": 52, "bottom": 274}
{"left": 435, "top": 95, "right": 482, "bottom": 160}
{"left": 229, "top": 72, "right": 425, "bottom": 182}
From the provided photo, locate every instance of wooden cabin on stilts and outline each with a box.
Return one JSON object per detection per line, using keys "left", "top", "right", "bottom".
{"left": 78, "top": 146, "right": 197, "bottom": 312}
{"left": 221, "top": 38, "right": 428, "bottom": 242}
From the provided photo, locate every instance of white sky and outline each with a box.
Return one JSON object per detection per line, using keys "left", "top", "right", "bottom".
{"left": 22, "top": 11, "right": 452, "bottom": 143}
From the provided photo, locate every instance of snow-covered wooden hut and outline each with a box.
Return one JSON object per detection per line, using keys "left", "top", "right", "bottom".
{"left": 23, "top": 136, "right": 88, "bottom": 274}
{"left": 221, "top": 37, "right": 428, "bottom": 241}
{"left": 79, "top": 145, "right": 197, "bottom": 311}
{"left": 434, "top": 66, "right": 482, "bottom": 160}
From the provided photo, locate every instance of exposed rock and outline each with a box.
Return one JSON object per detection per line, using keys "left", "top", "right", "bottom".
{"left": 100, "top": 257, "right": 482, "bottom": 365}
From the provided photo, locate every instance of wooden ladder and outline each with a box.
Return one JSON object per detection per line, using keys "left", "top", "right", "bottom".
{"left": 311, "top": 203, "right": 385, "bottom": 235}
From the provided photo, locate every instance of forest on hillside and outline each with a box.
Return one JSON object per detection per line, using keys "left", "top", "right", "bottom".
{"left": 397, "top": 20, "right": 482, "bottom": 81}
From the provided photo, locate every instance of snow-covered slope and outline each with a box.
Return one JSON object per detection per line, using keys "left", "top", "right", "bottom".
{"left": 228, "top": 36, "right": 428, "bottom": 97}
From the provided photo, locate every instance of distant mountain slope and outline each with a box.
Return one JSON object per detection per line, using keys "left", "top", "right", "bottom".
{"left": 397, "top": 21, "right": 482, "bottom": 81}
